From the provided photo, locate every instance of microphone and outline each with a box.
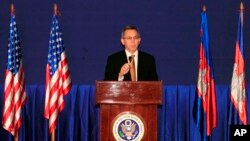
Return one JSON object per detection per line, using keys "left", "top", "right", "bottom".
{"left": 129, "top": 56, "right": 132, "bottom": 62}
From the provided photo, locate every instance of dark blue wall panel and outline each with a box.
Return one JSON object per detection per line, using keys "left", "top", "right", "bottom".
{"left": 0, "top": 0, "right": 250, "bottom": 85}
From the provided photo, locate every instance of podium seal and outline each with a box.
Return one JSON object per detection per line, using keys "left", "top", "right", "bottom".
{"left": 112, "top": 112, "right": 144, "bottom": 141}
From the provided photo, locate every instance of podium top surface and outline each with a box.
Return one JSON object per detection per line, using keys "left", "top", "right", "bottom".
{"left": 95, "top": 81, "right": 162, "bottom": 105}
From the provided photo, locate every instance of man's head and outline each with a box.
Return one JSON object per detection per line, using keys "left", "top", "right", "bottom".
{"left": 121, "top": 25, "right": 141, "bottom": 54}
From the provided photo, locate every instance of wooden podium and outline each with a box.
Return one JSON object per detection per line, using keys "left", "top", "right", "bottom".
{"left": 96, "top": 81, "right": 162, "bottom": 141}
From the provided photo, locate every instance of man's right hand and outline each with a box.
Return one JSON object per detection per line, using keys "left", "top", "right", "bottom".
{"left": 119, "top": 63, "right": 130, "bottom": 77}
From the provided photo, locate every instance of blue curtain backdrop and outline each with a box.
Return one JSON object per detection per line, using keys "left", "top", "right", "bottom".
{"left": 1, "top": 85, "right": 250, "bottom": 141}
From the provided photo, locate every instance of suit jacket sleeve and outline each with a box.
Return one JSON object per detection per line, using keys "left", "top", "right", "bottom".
{"left": 104, "top": 51, "right": 128, "bottom": 81}
{"left": 104, "top": 55, "right": 118, "bottom": 80}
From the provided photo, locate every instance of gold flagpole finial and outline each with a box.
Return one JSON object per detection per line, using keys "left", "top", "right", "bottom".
{"left": 10, "top": 3, "right": 15, "bottom": 15}
{"left": 202, "top": 5, "right": 206, "bottom": 12}
{"left": 240, "top": 2, "right": 244, "bottom": 11}
{"left": 54, "top": 3, "right": 58, "bottom": 15}
{"left": 53, "top": 3, "right": 61, "bottom": 16}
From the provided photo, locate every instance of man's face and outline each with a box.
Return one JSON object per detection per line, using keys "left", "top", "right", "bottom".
{"left": 121, "top": 29, "right": 141, "bottom": 54}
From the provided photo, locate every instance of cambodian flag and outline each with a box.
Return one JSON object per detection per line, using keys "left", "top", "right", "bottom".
{"left": 193, "top": 5, "right": 217, "bottom": 141}
{"left": 229, "top": 2, "right": 247, "bottom": 125}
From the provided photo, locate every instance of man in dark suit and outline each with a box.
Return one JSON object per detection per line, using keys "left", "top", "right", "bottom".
{"left": 104, "top": 25, "right": 158, "bottom": 81}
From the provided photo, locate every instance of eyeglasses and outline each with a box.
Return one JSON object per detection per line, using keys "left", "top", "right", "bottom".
{"left": 123, "top": 36, "right": 140, "bottom": 40}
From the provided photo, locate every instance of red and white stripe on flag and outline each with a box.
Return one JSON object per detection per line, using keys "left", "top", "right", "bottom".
{"left": 44, "top": 52, "right": 72, "bottom": 133}
{"left": 2, "top": 63, "right": 26, "bottom": 136}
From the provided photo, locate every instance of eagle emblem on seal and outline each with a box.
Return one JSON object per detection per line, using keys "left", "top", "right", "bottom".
{"left": 113, "top": 113, "right": 144, "bottom": 141}
{"left": 120, "top": 120, "right": 138, "bottom": 140}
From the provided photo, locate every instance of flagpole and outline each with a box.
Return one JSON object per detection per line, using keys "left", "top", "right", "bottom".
{"left": 11, "top": 4, "right": 19, "bottom": 141}
{"left": 14, "top": 132, "right": 18, "bottom": 141}
{"left": 51, "top": 130, "right": 55, "bottom": 141}
{"left": 50, "top": 4, "right": 58, "bottom": 141}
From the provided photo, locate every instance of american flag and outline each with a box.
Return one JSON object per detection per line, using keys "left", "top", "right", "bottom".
{"left": 229, "top": 2, "right": 248, "bottom": 125}
{"left": 2, "top": 13, "right": 26, "bottom": 136}
{"left": 193, "top": 5, "right": 217, "bottom": 141}
{"left": 44, "top": 14, "right": 72, "bottom": 134}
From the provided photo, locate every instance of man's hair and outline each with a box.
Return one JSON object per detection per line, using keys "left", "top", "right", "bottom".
{"left": 121, "top": 25, "right": 141, "bottom": 38}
